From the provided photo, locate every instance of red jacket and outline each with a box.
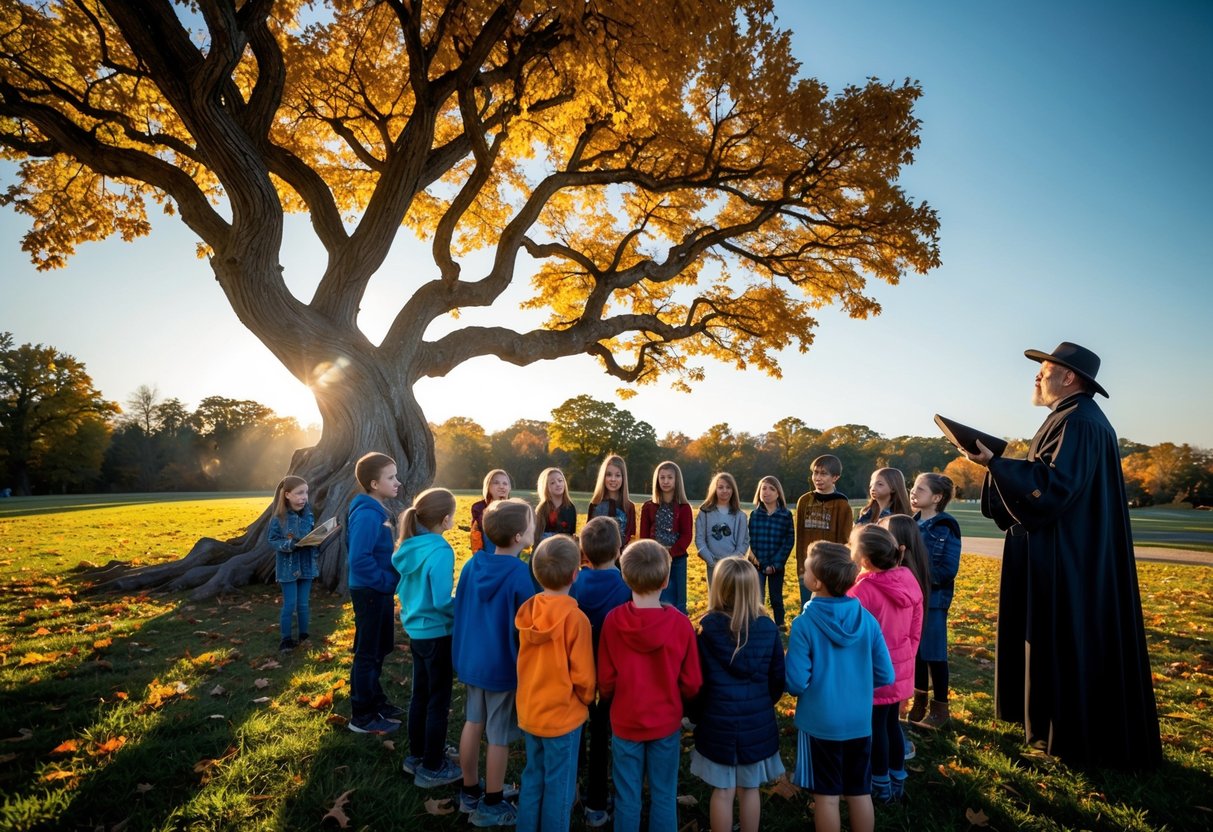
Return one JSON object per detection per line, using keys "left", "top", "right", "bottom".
{"left": 598, "top": 602, "right": 702, "bottom": 741}
{"left": 639, "top": 500, "right": 694, "bottom": 559}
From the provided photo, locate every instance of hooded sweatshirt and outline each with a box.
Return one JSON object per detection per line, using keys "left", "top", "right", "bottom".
{"left": 848, "top": 566, "right": 923, "bottom": 704}
{"left": 452, "top": 551, "right": 535, "bottom": 691}
{"left": 515, "top": 593, "right": 596, "bottom": 737}
{"left": 786, "top": 595, "right": 894, "bottom": 740}
{"left": 568, "top": 567, "right": 633, "bottom": 655}
{"left": 598, "top": 602, "right": 702, "bottom": 741}
{"left": 392, "top": 530, "right": 455, "bottom": 640}
{"left": 347, "top": 493, "right": 397, "bottom": 593}
{"left": 692, "top": 611, "right": 785, "bottom": 765}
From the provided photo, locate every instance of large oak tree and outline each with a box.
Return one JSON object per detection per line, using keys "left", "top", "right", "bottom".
{"left": 0, "top": 0, "right": 939, "bottom": 597}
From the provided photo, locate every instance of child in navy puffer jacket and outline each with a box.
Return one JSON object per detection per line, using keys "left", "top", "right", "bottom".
{"left": 690, "top": 556, "right": 785, "bottom": 832}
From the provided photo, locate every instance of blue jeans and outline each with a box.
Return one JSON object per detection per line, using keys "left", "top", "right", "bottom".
{"left": 518, "top": 727, "right": 582, "bottom": 832}
{"left": 659, "top": 556, "right": 687, "bottom": 614}
{"left": 349, "top": 588, "right": 395, "bottom": 720}
{"left": 612, "top": 730, "right": 680, "bottom": 832}
{"left": 279, "top": 578, "right": 313, "bottom": 639}
{"left": 409, "top": 635, "right": 453, "bottom": 769}
{"left": 756, "top": 567, "right": 785, "bottom": 626}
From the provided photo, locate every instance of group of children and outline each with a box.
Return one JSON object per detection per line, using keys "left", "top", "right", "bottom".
{"left": 266, "top": 452, "right": 964, "bottom": 831}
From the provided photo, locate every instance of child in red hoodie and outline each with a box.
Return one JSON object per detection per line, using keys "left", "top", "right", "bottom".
{"left": 598, "top": 539, "right": 703, "bottom": 832}
{"left": 515, "top": 534, "right": 596, "bottom": 831}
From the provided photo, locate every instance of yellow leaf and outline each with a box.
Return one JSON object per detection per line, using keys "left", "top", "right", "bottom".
{"left": 50, "top": 739, "right": 79, "bottom": 755}
{"left": 18, "top": 652, "right": 58, "bottom": 666}
{"left": 33, "top": 627, "right": 51, "bottom": 636}
{"left": 43, "top": 769, "right": 76, "bottom": 782}
{"left": 93, "top": 638, "right": 112, "bottom": 650}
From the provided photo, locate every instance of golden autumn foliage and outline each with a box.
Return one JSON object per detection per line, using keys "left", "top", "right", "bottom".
{"left": 0, "top": 1, "right": 941, "bottom": 595}
{"left": 0, "top": 0, "right": 938, "bottom": 391}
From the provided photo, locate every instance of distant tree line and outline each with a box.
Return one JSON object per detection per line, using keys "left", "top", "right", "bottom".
{"left": 2, "top": 336, "right": 1210, "bottom": 505}
{"left": 0, "top": 334, "right": 312, "bottom": 494}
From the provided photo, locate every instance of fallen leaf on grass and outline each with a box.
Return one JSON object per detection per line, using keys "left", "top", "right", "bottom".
{"left": 675, "top": 794, "right": 697, "bottom": 806}
{"left": 3, "top": 729, "right": 33, "bottom": 743}
{"left": 93, "top": 638, "right": 112, "bottom": 650}
{"left": 135, "top": 783, "right": 154, "bottom": 794}
{"left": 210, "top": 685, "right": 226, "bottom": 697}
{"left": 764, "top": 776, "right": 801, "bottom": 800}
{"left": 50, "top": 739, "right": 79, "bottom": 755}
{"left": 92, "top": 736, "right": 126, "bottom": 756}
{"left": 251, "top": 697, "right": 271, "bottom": 704}
{"left": 965, "top": 807, "right": 989, "bottom": 827}
{"left": 43, "top": 769, "right": 76, "bottom": 782}
{"left": 33, "top": 627, "right": 51, "bottom": 636}
{"left": 323, "top": 788, "right": 354, "bottom": 827}
{"left": 382, "top": 740, "right": 395, "bottom": 751}
{"left": 298, "top": 691, "right": 333, "bottom": 710}
{"left": 18, "top": 651, "right": 59, "bottom": 666}
{"left": 208, "top": 714, "right": 225, "bottom": 720}
{"left": 254, "top": 678, "right": 270, "bottom": 689}
{"left": 424, "top": 797, "right": 454, "bottom": 816}
{"left": 0, "top": 752, "right": 17, "bottom": 764}
{"left": 326, "top": 714, "right": 349, "bottom": 727}
{"left": 258, "top": 659, "right": 282, "bottom": 670}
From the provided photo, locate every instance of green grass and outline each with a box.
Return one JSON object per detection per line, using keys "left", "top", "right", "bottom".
{"left": 0, "top": 496, "right": 1210, "bottom": 831}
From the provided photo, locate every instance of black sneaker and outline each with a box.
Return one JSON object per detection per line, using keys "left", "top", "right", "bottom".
{"left": 348, "top": 715, "right": 400, "bottom": 735}
{"left": 378, "top": 702, "right": 405, "bottom": 722}
{"left": 279, "top": 637, "right": 297, "bottom": 652}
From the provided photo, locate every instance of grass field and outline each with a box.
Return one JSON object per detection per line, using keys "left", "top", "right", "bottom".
{"left": 0, "top": 495, "right": 1210, "bottom": 831}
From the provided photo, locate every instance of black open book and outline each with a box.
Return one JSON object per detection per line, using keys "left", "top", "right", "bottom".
{"left": 934, "top": 414, "right": 1009, "bottom": 458}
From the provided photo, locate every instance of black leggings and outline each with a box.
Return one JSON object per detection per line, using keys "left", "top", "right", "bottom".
{"left": 870, "top": 703, "right": 904, "bottom": 777}
{"left": 914, "top": 657, "right": 950, "bottom": 701}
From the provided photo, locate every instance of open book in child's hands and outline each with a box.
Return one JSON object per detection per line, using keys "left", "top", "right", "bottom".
{"left": 934, "top": 414, "right": 1009, "bottom": 458}
{"left": 296, "top": 517, "right": 340, "bottom": 548}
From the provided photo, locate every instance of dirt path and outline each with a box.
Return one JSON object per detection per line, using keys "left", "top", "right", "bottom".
{"left": 962, "top": 536, "right": 1212, "bottom": 566}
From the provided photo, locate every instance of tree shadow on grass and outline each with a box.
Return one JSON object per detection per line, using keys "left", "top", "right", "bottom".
{"left": 0, "top": 583, "right": 347, "bottom": 831}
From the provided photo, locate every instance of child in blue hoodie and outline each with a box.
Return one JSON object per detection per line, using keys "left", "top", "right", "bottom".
{"left": 347, "top": 452, "right": 402, "bottom": 735}
{"left": 786, "top": 542, "right": 893, "bottom": 832}
{"left": 394, "top": 488, "right": 463, "bottom": 789}
{"left": 568, "top": 516, "right": 633, "bottom": 827}
{"left": 453, "top": 498, "right": 536, "bottom": 827}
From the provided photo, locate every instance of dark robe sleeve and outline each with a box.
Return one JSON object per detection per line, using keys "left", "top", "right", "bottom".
{"left": 986, "top": 415, "right": 1100, "bottom": 532}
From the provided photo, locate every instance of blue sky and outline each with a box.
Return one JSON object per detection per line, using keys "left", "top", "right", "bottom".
{"left": 2, "top": 0, "right": 1211, "bottom": 447}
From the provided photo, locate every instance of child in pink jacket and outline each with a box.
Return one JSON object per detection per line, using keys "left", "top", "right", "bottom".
{"left": 848, "top": 524, "right": 924, "bottom": 804}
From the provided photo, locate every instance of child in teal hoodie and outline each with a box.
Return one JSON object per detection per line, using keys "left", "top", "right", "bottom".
{"left": 393, "top": 488, "right": 463, "bottom": 789}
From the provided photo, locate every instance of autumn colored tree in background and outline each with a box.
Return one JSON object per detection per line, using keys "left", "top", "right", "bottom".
{"left": 0, "top": 333, "right": 118, "bottom": 495}
{"left": 0, "top": 0, "right": 940, "bottom": 596}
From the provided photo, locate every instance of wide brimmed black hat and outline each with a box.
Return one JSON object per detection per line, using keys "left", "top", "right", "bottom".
{"left": 1024, "top": 341, "right": 1108, "bottom": 397}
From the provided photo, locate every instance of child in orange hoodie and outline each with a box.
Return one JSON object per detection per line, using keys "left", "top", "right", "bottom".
{"left": 515, "top": 534, "right": 596, "bottom": 831}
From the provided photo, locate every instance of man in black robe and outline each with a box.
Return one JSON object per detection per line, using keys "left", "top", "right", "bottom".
{"left": 964, "top": 342, "right": 1160, "bottom": 769}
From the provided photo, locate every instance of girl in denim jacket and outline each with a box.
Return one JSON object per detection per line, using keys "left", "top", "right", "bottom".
{"left": 267, "top": 476, "right": 319, "bottom": 651}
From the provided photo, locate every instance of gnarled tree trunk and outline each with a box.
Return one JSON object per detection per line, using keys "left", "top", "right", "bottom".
{"left": 91, "top": 370, "right": 435, "bottom": 600}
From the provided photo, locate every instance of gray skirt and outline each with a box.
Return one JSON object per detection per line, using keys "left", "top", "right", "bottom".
{"left": 689, "top": 748, "right": 786, "bottom": 789}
